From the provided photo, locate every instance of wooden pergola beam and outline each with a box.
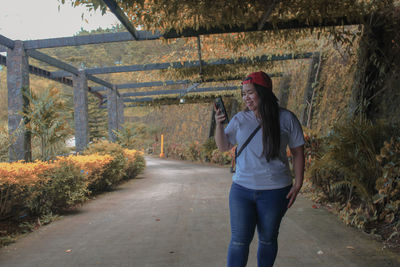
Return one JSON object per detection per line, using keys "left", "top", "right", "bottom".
{"left": 0, "top": 54, "right": 103, "bottom": 99}
{"left": 122, "top": 85, "right": 240, "bottom": 98}
{"left": 91, "top": 73, "right": 283, "bottom": 92}
{"left": 27, "top": 49, "right": 80, "bottom": 76}
{"left": 0, "top": 34, "right": 15, "bottom": 49}
{"left": 51, "top": 53, "right": 312, "bottom": 78}
{"left": 101, "top": 0, "right": 139, "bottom": 40}
{"left": 18, "top": 32, "right": 159, "bottom": 51}
{"left": 26, "top": 49, "right": 117, "bottom": 94}
{"left": 0, "top": 15, "right": 364, "bottom": 52}
{"left": 100, "top": 94, "right": 236, "bottom": 108}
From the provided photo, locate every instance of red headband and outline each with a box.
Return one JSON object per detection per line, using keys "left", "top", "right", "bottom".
{"left": 242, "top": 71, "right": 272, "bottom": 90}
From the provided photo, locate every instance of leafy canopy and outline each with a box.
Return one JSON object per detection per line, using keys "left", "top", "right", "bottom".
{"left": 65, "top": 0, "right": 391, "bottom": 33}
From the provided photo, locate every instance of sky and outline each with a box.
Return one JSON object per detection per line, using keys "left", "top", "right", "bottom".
{"left": 0, "top": 0, "right": 120, "bottom": 40}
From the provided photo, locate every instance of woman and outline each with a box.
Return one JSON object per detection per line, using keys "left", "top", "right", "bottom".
{"left": 215, "top": 71, "right": 305, "bottom": 267}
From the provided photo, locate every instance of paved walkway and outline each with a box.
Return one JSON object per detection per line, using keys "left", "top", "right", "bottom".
{"left": 0, "top": 157, "right": 399, "bottom": 267}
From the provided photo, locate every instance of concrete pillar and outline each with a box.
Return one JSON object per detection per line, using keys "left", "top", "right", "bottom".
{"left": 300, "top": 53, "right": 321, "bottom": 126}
{"left": 107, "top": 86, "right": 118, "bottom": 142}
{"left": 7, "top": 41, "right": 31, "bottom": 161}
{"left": 117, "top": 94, "right": 124, "bottom": 129}
{"left": 277, "top": 75, "right": 291, "bottom": 108}
{"left": 73, "top": 70, "right": 89, "bottom": 152}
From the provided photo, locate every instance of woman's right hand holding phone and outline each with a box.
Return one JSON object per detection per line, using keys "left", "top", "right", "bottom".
{"left": 214, "top": 103, "right": 226, "bottom": 125}
{"left": 214, "top": 103, "right": 231, "bottom": 151}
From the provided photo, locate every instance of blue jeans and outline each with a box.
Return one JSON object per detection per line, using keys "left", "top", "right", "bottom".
{"left": 227, "top": 182, "right": 291, "bottom": 267}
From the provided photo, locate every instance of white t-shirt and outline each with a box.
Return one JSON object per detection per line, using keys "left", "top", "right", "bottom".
{"left": 224, "top": 108, "right": 305, "bottom": 190}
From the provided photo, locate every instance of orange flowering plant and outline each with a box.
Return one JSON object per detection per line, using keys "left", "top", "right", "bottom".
{"left": 0, "top": 161, "right": 53, "bottom": 218}
{"left": 0, "top": 147, "right": 145, "bottom": 219}
{"left": 56, "top": 153, "right": 114, "bottom": 187}
{"left": 26, "top": 161, "right": 88, "bottom": 216}
{"left": 123, "top": 149, "right": 145, "bottom": 179}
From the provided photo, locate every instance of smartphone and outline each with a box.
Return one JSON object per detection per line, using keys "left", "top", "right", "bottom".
{"left": 215, "top": 97, "right": 229, "bottom": 124}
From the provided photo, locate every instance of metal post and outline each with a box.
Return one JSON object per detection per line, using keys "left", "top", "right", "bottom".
{"left": 197, "top": 36, "right": 203, "bottom": 79}
{"left": 300, "top": 53, "right": 321, "bottom": 126}
{"left": 108, "top": 86, "right": 118, "bottom": 142}
{"left": 7, "top": 41, "right": 31, "bottom": 161}
{"left": 277, "top": 75, "right": 291, "bottom": 108}
{"left": 73, "top": 70, "right": 89, "bottom": 152}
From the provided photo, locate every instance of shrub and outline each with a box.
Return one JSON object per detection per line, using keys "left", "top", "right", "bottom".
{"left": 372, "top": 137, "right": 400, "bottom": 245}
{"left": 58, "top": 153, "right": 114, "bottom": 192}
{"left": 0, "top": 126, "right": 10, "bottom": 162}
{"left": 23, "top": 87, "right": 72, "bottom": 161}
{"left": 303, "top": 132, "right": 321, "bottom": 170}
{"left": 83, "top": 140, "right": 127, "bottom": 192}
{"left": 165, "top": 143, "right": 186, "bottom": 160}
{"left": 201, "top": 137, "right": 217, "bottom": 162}
{"left": 113, "top": 122, "right": 149, "bottom": 150}
{"left": 0, "top": 161, "right": 52, "bottom": 219}
{"left": 210, "top": 148, "right": 233, "bottom": 165}
{"left": 186, "top": 141, "right": 201, "bottom": 161}
{"left": 0, "top": 147, "right": 146, "bottom": 240}
{"left": 91, "top": 152, "right": 126, "bottom": 192}
{"left": 123, "top": 149, "right": 145, "bottom": 179}
{"left": 26, "top": 161, "right": 88, "bottom": 215}
{"left": 83, "top": 139, "right": 125, "bottom": 156}
{"left": 305, "top": 118, "right": 400, "bottom": 247}
{"left": 308, "top": 117, "right": 394, "bottom": 206}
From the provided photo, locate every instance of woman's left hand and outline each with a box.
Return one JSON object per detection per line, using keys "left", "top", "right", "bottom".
{"left": 287, "top": 145, "right": 304, "bottom": 209}
{"left": 286, "top": 183, "right": 302, "bottom": 209}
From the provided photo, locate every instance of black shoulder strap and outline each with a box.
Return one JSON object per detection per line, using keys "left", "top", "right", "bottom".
{"left": 235, "top": 125, "right": 261, "bottom": 159}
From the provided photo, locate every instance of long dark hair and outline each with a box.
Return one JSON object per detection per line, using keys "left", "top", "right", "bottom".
{"left": 252, "top": 83, "right": 281, "bottom": 162}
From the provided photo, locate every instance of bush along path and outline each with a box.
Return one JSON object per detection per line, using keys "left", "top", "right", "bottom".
{"left": 303, "top": 117, "right": 400, "bottom": 250}
{"left": 0, "top": 140, "right": 145, "bottom": 247}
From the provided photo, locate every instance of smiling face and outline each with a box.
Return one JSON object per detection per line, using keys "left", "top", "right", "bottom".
{"left": 242, "top": 83, "right": 260, "bottom": 114}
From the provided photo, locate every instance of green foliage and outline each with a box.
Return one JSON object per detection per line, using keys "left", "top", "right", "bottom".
{"left": 164, "top": 138, "right": 234, "bottom": 165}
{"left": 0, "top": 122, "right": 27, "bottom": 162}
{"left": 372, "top": 137, "right": 400, "bottom": 245}
{"left": 23, "top": 88, "right": 72, "bottom": 161}
{"left": 309, "top": 116, "right": 395, "bottom": 206}
{"left": 0, "top": 126, "right": 10, "bottom": 162}
{"left": 332, "top": 136, "right": 400, "bottom": 242}
{"left": 201, "top": 137, "right": 218, "bottom": 162}
{"left": 186, "top": 141, "right": 202, "bottom": 161}
{"left": 210, "top": 149, "right": 233, "bottom": 165}
{"left": 89, "top": 153, "right": 126, "bottom": 193}
{"left": 83, "top": 139, "right": 125, "bottom": 156}
{"left": 82, "top": 140, "right": 127, "bottom": 192}
{"left": 72, "top": 0, "right": 390, "bottom": 37}
{"left": 124, "top": 152, "right": 146, "bottom": 180}
{"left": 306, "top": 118, "right": 400, "bottom": 246}
{"left": 0, "top": 183, "right": 31, "bottom": 221}
{"left": 303, "top": 132, "right": 321, "bottom": 170}
{"left": 349, "top": 6, "right": 400, "bottom": 120}
{"left": 165, "top": 143, "right": 187, "bottom": 160}
{"left": 26, "top": 162, "right": 88, "bottom": 216}
{"left": 88, "top": 94, "right": 108, "bottom": 141}
{"left": 0, "top": 235, "right": 16, "bottom": 247}
{"left": 113, "top": 122, "right": 147, "bottom": 149}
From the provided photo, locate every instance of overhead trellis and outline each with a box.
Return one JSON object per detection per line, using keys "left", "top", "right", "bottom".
{"left": 2, "top": 0, "right": 396, "bottom": 161}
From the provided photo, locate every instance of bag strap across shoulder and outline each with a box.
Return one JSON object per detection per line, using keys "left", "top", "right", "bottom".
{"left": 235, "top": 125, "right": 261, "bottom": 159}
